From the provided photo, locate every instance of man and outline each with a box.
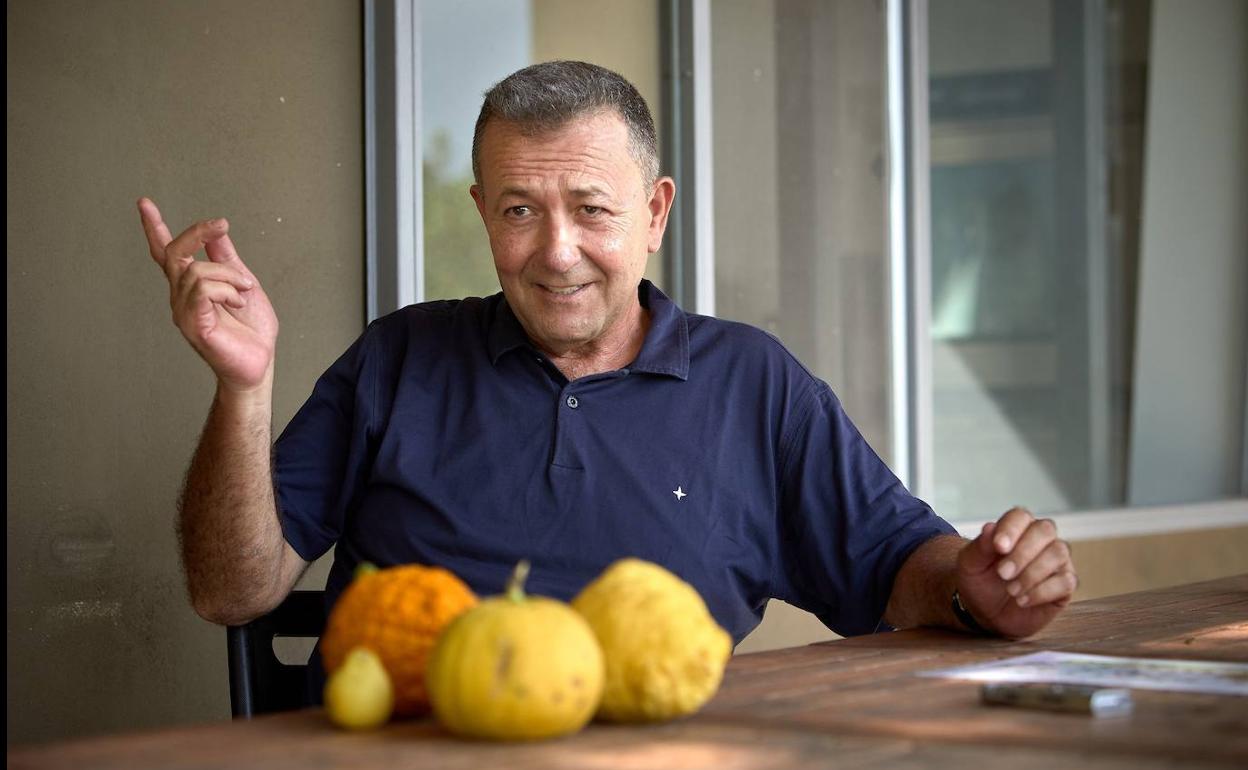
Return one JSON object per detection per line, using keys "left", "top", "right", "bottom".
{"left": 138, "top": 61, "right": 1076, "bottom": 658}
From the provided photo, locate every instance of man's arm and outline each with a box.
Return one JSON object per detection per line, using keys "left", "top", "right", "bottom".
{"left": 178, "top": 375, "right": 308, "bottom": 625}
{"left": 139, "top": 197, "right": 307, "bottom": 626}
{"left": 884, "top": 507, "right": 1078, "bottom": 639}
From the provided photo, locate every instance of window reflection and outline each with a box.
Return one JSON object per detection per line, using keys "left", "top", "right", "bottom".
{"left": 712, "top": 0, "right": 895, "bottom": 459}
{"left": 927, "top": 0, "right": 1151, "bottom": 518}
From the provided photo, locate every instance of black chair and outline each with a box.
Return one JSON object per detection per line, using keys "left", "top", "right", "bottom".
{"left": 226, "top": 589, "right": 326, "bottom": 718}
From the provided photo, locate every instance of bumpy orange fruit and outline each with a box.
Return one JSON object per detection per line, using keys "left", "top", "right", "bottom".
{"left": 321, "top": 564, "right": 477, "bottom": 716}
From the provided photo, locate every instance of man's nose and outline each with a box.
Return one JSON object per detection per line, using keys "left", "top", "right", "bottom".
{"left": 537, "top": 213, "right": 580, "bottom": 272}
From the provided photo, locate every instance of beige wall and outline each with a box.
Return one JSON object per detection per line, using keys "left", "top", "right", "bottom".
{"left": 6, "top": 0, "right": 361, "bottom": 746}
{"left": 1069, "top": 526, "right": 1248, "bottom": 600}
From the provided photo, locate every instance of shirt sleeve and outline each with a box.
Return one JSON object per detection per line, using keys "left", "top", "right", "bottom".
{"left": 773, "top": 382, "right": 956, "bottom": 636}
{"left": 273, "top": 321, "right": 384, "bottom": 562}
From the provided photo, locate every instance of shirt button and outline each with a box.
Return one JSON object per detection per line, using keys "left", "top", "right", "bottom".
{"left": 566, "top": 395, "right": 579, "bottom": 409}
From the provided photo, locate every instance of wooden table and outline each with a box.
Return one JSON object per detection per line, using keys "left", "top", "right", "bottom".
{"left": 11, "top": 575, "right": 1248, "bottom": 769}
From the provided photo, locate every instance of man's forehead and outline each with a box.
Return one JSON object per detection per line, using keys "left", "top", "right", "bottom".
{"left": 481, "top": 109, "right": 629, "bottom": 150}
{"left": 477, "top": 112, "right": 641, "bottom": 192}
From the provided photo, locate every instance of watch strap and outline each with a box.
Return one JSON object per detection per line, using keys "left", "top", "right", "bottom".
{"left": 952, "top": 589, "right": 992, "bottom": 635}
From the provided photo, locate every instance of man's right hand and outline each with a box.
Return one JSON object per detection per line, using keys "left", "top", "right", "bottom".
{"left": 138, "top": 197, "right": 278, "bottom": 392}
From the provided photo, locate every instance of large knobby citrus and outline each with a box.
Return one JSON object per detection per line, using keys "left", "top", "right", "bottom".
{"left": 321, "top": 564, "right": 477, "bottom": 715}
{"left": 572, "top": 558, "right": 732, "bottom": 722}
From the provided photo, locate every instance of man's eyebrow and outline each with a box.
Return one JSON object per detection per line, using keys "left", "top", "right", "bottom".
{"left": 567, "top": 185, "right": 613, "bottom": 199}
{"left": 496, "top": 185, "right": 531, "bottom": 199}
{"left": 495, "top": 184, "right": 614, "bottom": 200}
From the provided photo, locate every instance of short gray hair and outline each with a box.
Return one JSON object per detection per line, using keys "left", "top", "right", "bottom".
{"left": 471, "top": 60, "right": 660, "bottom": 189}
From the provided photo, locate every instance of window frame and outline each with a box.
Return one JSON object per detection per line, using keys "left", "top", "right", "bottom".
{"left": 365, "top": 0, "right": 422, "bottom": 322}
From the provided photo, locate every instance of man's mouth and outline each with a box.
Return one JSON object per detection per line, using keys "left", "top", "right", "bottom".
{"left": 539, "top": 284, "right": 588, "bottom": 296}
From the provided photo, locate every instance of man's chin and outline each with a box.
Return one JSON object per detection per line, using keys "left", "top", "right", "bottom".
{"left": 523, "top": 318, "right": 604, "bottom": 352}
{"left": 535, "top": 326, "right": 597, "bottom": 349}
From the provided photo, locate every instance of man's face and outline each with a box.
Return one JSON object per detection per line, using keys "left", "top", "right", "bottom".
{"left": 471, "top": 111, "right": 673, "bottom": 358}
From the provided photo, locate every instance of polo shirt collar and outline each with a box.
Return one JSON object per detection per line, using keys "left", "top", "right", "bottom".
{"left": 487, "top": 280, "right": 690, "bottom": 380}
{"left": 486, "top": 296, "right": 531, "bottom": 364}
{"left": 631, "top": 280, "right": 690, "bottom": 379}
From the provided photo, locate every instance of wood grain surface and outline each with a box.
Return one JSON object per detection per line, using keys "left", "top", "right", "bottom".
{"left": 11, "top": 574, "right": 1247, "bottom": 770}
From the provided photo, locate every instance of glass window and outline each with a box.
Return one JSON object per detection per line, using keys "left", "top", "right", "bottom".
{"left": 925, "top": 0, "right": 1246, "bottom": 519}
{"left": 925, "top": 0, "right": 1119, "bottom": 518}
{"left": 709, "top": 0, "right": 1245, "bottom": 522}
{"left": 419, "top": 0, "right": 526, "bottom": 301}
{"left": 711, "top": 0, "right": 895, "bottom": 459}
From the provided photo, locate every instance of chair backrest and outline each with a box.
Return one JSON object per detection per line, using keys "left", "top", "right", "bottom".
{"left": 226, "top": 589, "right": 326, "bottom": 718}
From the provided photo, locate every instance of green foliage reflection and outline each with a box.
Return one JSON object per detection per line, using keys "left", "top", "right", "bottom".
{"left": 423, "top": 130, "right": 500, "bottom": 301}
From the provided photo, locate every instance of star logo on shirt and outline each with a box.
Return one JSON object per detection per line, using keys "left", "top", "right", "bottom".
{"left": 673, "top": 486, "right": 687, "bottom": 501}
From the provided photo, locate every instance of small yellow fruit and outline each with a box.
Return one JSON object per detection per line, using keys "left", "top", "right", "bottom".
{"left": 427, "top": 561, "right": 605, "bottom": 741}
{"left": 572, "top": 558, "right": 733, "bottom": 722}
{"left": 324, "top": 646, "right": 394, "bottom": 730}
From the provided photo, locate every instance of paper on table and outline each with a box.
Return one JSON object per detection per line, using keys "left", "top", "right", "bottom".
{"left": 919, "top": 651, "right": 1248, "bottom": 696}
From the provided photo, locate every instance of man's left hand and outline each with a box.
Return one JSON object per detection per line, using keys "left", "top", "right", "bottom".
{"left": 956, "top": 507, "right": 1078, "bottom": 639}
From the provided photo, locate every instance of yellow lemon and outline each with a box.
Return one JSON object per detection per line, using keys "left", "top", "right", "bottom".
{"left": 572, "top": 558, "right": 733, "bottom": 722}
{"left": 324, "top": 646, "right": 395, "bottom": 730}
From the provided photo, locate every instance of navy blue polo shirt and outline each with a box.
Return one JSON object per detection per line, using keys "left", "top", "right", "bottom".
{"left": 275, "top": 280, "right": 953, "bottom": 646}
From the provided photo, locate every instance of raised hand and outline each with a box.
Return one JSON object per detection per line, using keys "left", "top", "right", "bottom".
{"left": 138, "top": 198, "right": 279, "bottom": 393}
{"left": 956, "top": 507, "right": 1078, "bottom": 639}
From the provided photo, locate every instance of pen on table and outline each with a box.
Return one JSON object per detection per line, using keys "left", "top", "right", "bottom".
{"left": 980, "top": 682, "right": 1134, "bottom": 717}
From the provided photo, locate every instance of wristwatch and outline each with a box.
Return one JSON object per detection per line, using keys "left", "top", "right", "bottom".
{"left": 952, "top": 589, "right": 992, "bottom": 635}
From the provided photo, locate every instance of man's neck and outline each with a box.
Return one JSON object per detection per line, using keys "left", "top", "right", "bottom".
{"left": 542, "top": 305, "right": 651, "bottom": 381}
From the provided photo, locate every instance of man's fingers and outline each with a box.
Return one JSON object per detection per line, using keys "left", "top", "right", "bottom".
{"left": 178, "top": 282, "right": 247, "bottom": 340}
{"left": 185, "top": 280, "right": 248, "bottom": 314}
{"left": 173, "top": 269, "right": 251, "bottom": 336}
{"left": 1016, "top": 569, "right": 1078, "bottom": 609}
{"left": 980, "top": 520, "right": 996, "bottom": 542}
{"left": 137, "top": 197, "right": 174, "bottom": 266}
{"left": 204, "top": 228, "right": 242, "bottom": 265}
{"left": 174, "top": 261, "right": 255, "bottom": 301}
{"left": 204, "top": 231, "right": 263, "bottom": 285}
{"left": 993, "top": 516, "right": 1058, "bottom": 582}
{"left": 958, "top": 521, "right": 1000, "bottom": 574}
{"left": 163, "top": 217, "right": 229, "bottom": 280}
{"left": 138, "top": 203, "right": 257, "bottom": 288}
{"left": 1003, "top": 537, "right": 1071, "bottom": 600}
{"left": 989, "top": 506, "right": 1037, "bottom": 555}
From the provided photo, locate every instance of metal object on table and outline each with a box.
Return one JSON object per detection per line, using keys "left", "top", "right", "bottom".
{"left": 980, "top": 682, "right": 1134, "bottom": 717}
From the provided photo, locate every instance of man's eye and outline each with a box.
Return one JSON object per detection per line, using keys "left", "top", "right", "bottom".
{"left": 505, "top": 206, "right": 532, "bottom": 218}
{"left": 582, "top": 205, "right": 604, "bottom": 216}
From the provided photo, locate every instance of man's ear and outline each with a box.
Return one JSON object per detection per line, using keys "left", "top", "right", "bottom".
{"left": 646, "top": 176, "right": 676, "bottom": 254}
{"left": 470, "top": 184, "right": 487, "bottom": 223}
